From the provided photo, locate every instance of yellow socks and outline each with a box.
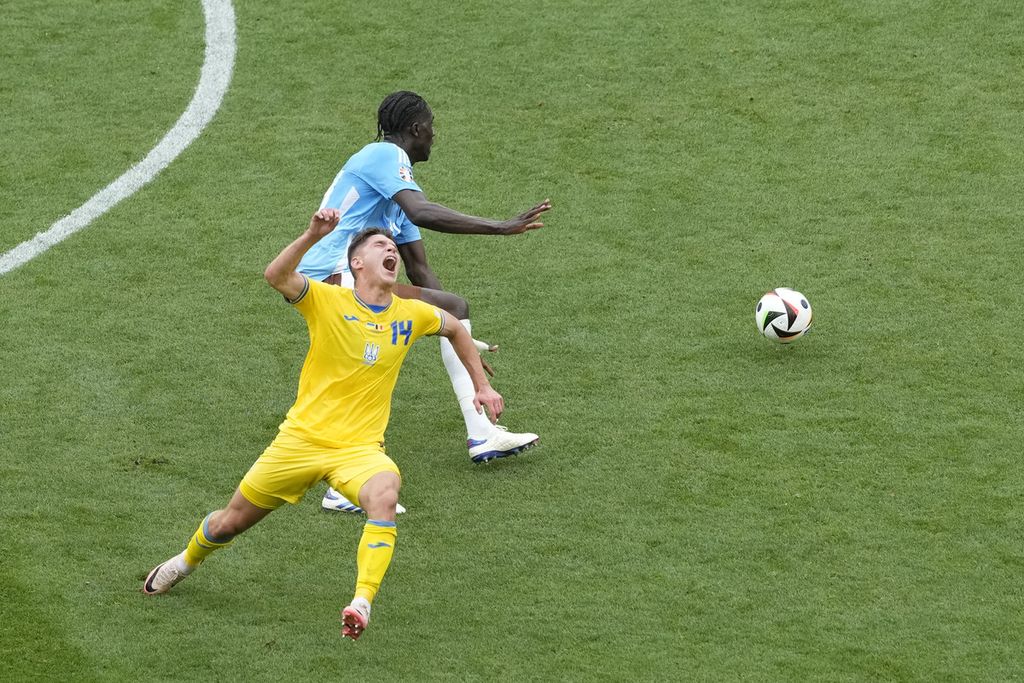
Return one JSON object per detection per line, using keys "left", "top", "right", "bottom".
{"left": 182, "top": 513, "right": 234, "bottom": 570}
{"left": 354, "top": 519, "right": 397, "bottom": 603}
{"left": 177, "top": 514, "right": 396, "bottom": 603}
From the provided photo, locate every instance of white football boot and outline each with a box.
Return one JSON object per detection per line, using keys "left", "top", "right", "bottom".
{"left": 142, "top": 552, "right": 190, "bottom": 595}
{"left": 468, "top": 425, "right": 539, "bottom": 464}
{"left": 341, "top": 598, "right": 371, "bottom": 641}
{"left": 321, "top": 488, "right": 405, "bottom": 515}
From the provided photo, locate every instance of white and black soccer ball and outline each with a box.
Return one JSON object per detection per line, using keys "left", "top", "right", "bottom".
{"left": 755, "top": 288, "right": 813, "bottom": 343}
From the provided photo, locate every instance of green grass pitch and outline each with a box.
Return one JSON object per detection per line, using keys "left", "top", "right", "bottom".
{"left": 2, "top": 1, "right": 1023, "bottom": 679}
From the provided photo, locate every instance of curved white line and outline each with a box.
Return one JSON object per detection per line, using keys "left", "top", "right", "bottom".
{"left": 0, "top": 0, "right": 236, "bottom": 276}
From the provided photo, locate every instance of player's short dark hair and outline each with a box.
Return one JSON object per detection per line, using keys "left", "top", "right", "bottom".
{"left": 376, "top": 91, "right": 430, "bottom": 140}
{"left": 347, "top": 228, "right": 395, "bottom": 275}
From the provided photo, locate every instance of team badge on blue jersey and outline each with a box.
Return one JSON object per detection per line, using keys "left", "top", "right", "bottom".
{"left": 398, "top": 166, "right": 413, "bottom": 182}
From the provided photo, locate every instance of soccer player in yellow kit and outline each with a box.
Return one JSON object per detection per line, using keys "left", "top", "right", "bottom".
{"left": 142, "top": 208, "right": 503, "bottom": 641}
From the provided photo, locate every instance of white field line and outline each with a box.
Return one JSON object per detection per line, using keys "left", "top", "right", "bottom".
{"left": 0, "top": 0, "right": 236, "bottom": 276}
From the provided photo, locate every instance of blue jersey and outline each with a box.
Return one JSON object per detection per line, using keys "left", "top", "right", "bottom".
{"left": 298, "top": 142, "right": 423, "bottom": 280}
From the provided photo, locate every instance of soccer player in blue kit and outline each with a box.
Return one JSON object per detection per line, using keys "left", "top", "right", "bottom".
{"left": 302, "top": 91, "right": 552, "bottom": 513}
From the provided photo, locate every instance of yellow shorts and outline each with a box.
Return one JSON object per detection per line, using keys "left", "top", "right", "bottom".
{"left": 239, "top": 430, "right": 400, "bottom": 510}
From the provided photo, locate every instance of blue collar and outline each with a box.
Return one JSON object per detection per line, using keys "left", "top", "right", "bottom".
{"left": 354, "top": 290, "right": 392, "bottom": 314}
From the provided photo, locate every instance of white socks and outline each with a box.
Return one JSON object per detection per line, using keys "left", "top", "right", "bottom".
{"left": 439, "top": 319, "right": 495, "bottom": 441}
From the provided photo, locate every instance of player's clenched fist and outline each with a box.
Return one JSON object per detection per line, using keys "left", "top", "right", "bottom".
{"left": 308, "top": 208, "right": 341, "bottom": 238}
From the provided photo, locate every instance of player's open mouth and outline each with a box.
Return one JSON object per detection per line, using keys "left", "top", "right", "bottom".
{"left": 383, "top": 255, "right": 398, "bottom": 273}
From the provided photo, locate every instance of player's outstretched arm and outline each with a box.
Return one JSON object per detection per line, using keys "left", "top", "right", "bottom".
{"left": 394, "top": 190, "right": 551, "bottom": 236}
{"left": 438, "top": 314, "right": 504, "bottom": 422}
{"left": 264, "top": 209, "right": 340, "bottom": 300}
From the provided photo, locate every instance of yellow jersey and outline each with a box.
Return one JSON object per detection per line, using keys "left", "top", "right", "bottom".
{"left": 278, "top": 277, "right": 445, "bottom": 448}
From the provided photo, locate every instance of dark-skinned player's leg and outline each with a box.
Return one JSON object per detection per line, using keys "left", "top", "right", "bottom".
{"left": 392, "top": 285, "right": 537, "bottom": 464}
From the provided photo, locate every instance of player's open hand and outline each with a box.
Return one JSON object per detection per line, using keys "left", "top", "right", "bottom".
{"left": 498, "top": 199, "right": 551, "bottom": 235}
{"left": 308, "top": 208, "right": 341, "bottom": 238}
{"left": 473, "top": 386, "right": 504, "bottom": 423}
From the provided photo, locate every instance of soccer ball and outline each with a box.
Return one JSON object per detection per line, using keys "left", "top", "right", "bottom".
{"left": 756, "top": 288, "right": 813, "bottom": 343}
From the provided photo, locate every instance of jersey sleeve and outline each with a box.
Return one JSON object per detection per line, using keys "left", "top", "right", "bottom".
{"left": 392, "top": 210, "right": 423, "bottom": 246}
{"left": 354, "top": 145, "right": 422, "bottom": 200}
{"left": 289, "top": 276, "right": 329, "bottom": 319}
{"left": 408, "top": 299, "right": 445, "bottom": 339}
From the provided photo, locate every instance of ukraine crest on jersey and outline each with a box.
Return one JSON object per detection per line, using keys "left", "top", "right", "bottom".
{"left": 280, "top": 277, "right": 444, "bottom": 448}
{"left": 297, "top": 142, "right": 424, "bottom": 281}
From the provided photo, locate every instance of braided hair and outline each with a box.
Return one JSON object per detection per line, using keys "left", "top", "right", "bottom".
{"left": 376, "top": 91, "right": 430, "bottom": 140}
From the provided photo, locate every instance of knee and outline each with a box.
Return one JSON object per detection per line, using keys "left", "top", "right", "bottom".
{"left": 418, "top": 287, "right": 469, "bottom": 319}
{"left": 446, "top": 292, "right": 469, "bottom": 320}
{"left": 365, "top": 486, "right": 400, "bottom": 512}
{"left": 361, "top": 475, "right": 401, "bottom": 519}
{"left": 207, "top": 510, "right": 241, "bottom": 539}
